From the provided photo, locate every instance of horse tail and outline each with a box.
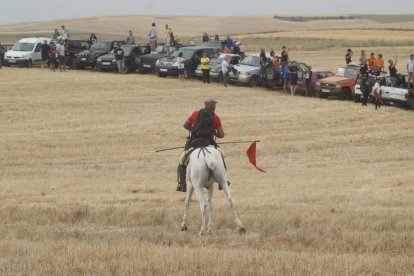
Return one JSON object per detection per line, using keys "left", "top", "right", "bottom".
{"left": 205, "top": 151, "right": 215, "bottom": 171}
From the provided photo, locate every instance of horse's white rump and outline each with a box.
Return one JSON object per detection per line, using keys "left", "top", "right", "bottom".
{"left": 181, "top": 146, "right": 245, "bottom": 235}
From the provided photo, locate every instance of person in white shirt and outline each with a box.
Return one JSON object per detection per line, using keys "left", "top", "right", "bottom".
{"left": 221, "top": 56, "right": 232, "bottom": 87}
{"left": 56, "top": 40, "right": 66, "bottom": 72}
{"left": 406, "top": 54, "right": 414, "bottom": 87}
{"left": 60, "top": 25, "right": 70, "bottom": 44}
{"left": 177, "top": 52, "right": 186, "bottom": 81}
{"left": 148, "top": 23, "right": 158, "bottom": 52}
{"left": 371, "top": 78, "right": 383, "bottom": 110}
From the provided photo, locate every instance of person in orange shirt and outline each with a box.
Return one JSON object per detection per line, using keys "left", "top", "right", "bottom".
{"left": 367, "top": 52, "right": 378, "bottom": 72}
{"left": 376, "top": 54, "right": 384, "bottom": 72}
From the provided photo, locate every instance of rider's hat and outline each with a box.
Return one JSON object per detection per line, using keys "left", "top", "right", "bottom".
{"left": 204, "top": 96, "right": 218, "bottom": 104}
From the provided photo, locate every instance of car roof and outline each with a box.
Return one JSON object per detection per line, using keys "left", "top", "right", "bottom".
{"left": 18, "top": 37, "right": 50, "bottom": 43}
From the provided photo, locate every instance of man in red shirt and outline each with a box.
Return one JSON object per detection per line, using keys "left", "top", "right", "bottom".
{"left": 177, "top": 97, "right": 225, "bottom": 192}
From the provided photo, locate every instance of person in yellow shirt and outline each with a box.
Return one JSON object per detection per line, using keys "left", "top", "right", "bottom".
{"left": 200, "top": 52, "right": 210, "bottom": 84}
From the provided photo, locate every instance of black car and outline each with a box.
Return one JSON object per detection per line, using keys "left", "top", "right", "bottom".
{"left": 74, "top": 40, "right": 125, "bottom": 69}
{"left": 155, "top": 46, "right": 220, "bottom": 78}
{"left": 136, "top": 43, "right": 184, "bottom": 73}
{"left": 96, "top": 45, "right": 150, "bottom": 73}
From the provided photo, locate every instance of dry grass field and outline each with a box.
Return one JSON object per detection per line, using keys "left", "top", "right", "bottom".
{"left": 0, "top": 64, "right": 413, "bottom": 275}
{"left": 1, "top": 15, "right": 414, "bottom": 275}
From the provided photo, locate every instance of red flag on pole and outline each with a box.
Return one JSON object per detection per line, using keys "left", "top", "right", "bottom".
{"left": 246, "top": 142, "right": 266, "bottom": 173}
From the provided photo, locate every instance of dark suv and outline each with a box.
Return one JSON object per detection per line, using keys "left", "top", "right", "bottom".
{"left": 96, "top": 44, "right": 150, "bottom": 73}
{"left": 136, "top": 43, "right": 184, "bottom": 73}
{"left": 65, "top": 40, "right": 90, "bottom": 68}
{"left": 155, "top": 46, "right": 220, "bottom": 78}
{"left": 74, "top": 40, "right": 125, "bottom": 69}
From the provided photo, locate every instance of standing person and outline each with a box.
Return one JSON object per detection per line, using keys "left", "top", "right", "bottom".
{"left": 202, "top": 33, "right": 209, "bottom": 42}
{"left": 376, "top": 54, "right": 384, "bottom": 72}
{"left": 360, "top": 74, "right": 372, "bottom": 106}
{"left": 0, "top": 45, "right": 4, "bottom": 69}
{"left": 113, "top": 42, "right": 125, "bottom": 74}
{"left": 214, "top": 34, "right": 220, "bottom": 41}
{"left": 200, "top": 52, "right": 210, "bottom": 84}
{"left": 359, "top": 50, "right": 367, "bottom": 65}
{"left": 224, "top": 36, "right": 234, "bottom": 51}
{"left": 281, "top": 46, "right": 289, "bottom": 68}
{"left": 283, "top": 62, "right": 290, "bottom": 94}
{"left": 406, "top": 54, "right": 414, "bottom": 88}
{"left": 52, "top": 28, "right": 61, "bottom": 40}
{"left": 289, "top": 62, "right": 298, "bottom": 96}
{"left": 89, "top": 33, "right": 97, "bottom": 47}
{"left": 177, "top": 52, "right": 186, "bottom": 81}
{"left": 164, "top": 24, "right": 171, "bottom": 54}
{"left": 60, "top": 25, "right": 70, "bottom": 45}
{"left": 221, "top": 56, "right": 232, "bottom": 87}
{"left": 148, "top": 23, "right": 158, "bottom": 52}
{"left": 388, "top": 58, "right": 398, "bottom": 87}
{"left": 48, "top": 42, "right": 57, "bottom": 72}
{"left": 305, "top": 66, "right": 313, "bottom": 97}
{"left": 40, "top": 40, "right": 50, "bottom": 69}
{"left": 345, "top": 48, "right": 353, "bottom": 64}
{"left": 177, "top": 97, "right": 225, "bottom": 192}
{"left": 126, "top": 30, "right": 135, "bottom": 45}
{"left": 57, "top": 40, "right": 66, "bottom": 72}
{"left": 367, "top": 52, "right": 377, "bottom": 71}
{"left": 259, "top": 49, "right": 267, "bottom": 79}
{"left": 372, "top": 78, "right": 383, "bottom": 110}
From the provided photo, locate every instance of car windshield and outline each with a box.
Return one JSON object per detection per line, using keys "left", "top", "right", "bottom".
{"left": 12, "top": 42, "right": 35, "bottom": 51}
{"left": 90, "top": 41, "right": 111, "bottom": 51}
{"left": 154, "top": 45, "right": 165, "bottom": 53}
{"left": 240, "top": 56, "right": 260, "bottom": 67}
{"left": 203, "top": 41, "right": 221, "bottom": 48}
{"left": 121, "top": 46, "right": 133, "bottom": 55}
{"left": 171, "top": 49, "right": 194, "bottom": 59}
{"left": 336, "top": 67, "right": 357, "bottom": 78}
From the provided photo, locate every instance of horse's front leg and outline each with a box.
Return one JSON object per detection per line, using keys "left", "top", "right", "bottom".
{"left": 206, "top": 185, "right": 214, "bottom": 233}
{"left": 181, "top": 181, "right": 194, "bottom": 231}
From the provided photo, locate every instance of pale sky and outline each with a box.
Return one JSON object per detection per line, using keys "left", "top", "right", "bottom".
{"left": 1, "top": 0, "right": 414, "bottom": 25}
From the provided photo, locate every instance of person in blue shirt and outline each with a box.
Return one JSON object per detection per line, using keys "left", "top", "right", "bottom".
{"left": 283, "top": 62, "right": 291, "bottom": 94}
{"left": 223, "top": 36, "right": 234, "bottom": 50}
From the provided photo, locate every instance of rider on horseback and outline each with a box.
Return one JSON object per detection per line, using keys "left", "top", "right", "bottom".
{"left": 176, "top": 97, "right": 225, "bottom": 192}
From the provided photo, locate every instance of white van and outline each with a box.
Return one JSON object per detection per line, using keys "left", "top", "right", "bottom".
{"left": 4, "top": 37, "right": 51, "bottom": 67}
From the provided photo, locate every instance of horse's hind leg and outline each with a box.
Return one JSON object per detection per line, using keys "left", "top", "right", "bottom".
{"left": 220, "top": 182, "right": 246, "bottom": 234}
{"left": 181, "top": 182, "right": 194, "bottom": 231}
{"left": 206, "top": 185, "right": 214, "bottom": 233}
{"left": 193, "top": 186, "right": 207, "bottom": 236}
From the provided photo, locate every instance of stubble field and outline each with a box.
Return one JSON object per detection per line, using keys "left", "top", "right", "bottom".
{"left": 0, "top": 65, "right": 413, "bottom": 275}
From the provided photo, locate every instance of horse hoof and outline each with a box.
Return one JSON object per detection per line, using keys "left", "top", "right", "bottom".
{"left": 181, "top": 225, "right": 187, "bottom": 231}
{"left": 238, "top": 227, "right": 246, "bottom": 234}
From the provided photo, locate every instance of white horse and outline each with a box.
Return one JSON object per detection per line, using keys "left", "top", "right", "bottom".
{"left": 180, "top": 145, "right": 245, "bottom": 236}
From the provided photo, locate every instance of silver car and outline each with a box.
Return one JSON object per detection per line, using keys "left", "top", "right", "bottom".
{"left": 229, "top": 54, "right": 262, "bottom": 87}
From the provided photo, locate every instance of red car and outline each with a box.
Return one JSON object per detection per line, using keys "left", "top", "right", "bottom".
{"left": 292, "top": 68, "right": 334, "bottom": 96}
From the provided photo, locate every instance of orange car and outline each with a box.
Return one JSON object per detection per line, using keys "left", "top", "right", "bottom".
{"left": 319, "top": 64, "right": 360, "bottom": 99}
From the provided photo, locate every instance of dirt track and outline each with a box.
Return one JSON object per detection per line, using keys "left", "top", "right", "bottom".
{"left": 0, "top": 67, "right": 413, "bottom": 275}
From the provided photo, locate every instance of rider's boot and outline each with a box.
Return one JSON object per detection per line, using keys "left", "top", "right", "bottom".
{"left": 176, "top": 164, "right": 187, "bottom": 192}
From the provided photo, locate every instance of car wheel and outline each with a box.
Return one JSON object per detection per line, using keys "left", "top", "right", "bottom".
{"left": 249, "top": 75, "right": 259, "bottom": 87}
{"left": 27, "top": 60, "right": 33, "bottom": 68}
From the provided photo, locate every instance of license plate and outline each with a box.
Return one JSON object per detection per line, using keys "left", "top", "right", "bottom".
{"left": 143, "top": 64, "right": 151, "bottom": 68}
{"left": 9, "top": 60, "right": 16, "bottom": 63}
{"left": 81, "top": 58, "right": 86, "bottom": 61}
{"left": 102, "top": 62, "right": 110, "bottom": 65}
{"left": 322, "top": 89, "right": 330, "bottom": 93}
{"left": 160, "top": 68, "right": 168, "bottom": 72}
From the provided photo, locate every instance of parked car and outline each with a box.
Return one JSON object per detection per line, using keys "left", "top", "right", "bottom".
{"left": 96, "top": 44, "right": 150, "bottom": 73}
{"left": 74, "top": 40, "right": 125, "bottom": 69}
{"left": 354, "top": 73, "right": 412, "bottom": 107}
{"left": 3, "top": 37, "right": 50, "bottom": 67}
{"left": 311, "top": 69, "right": 335, "bottom": 97}
{"left": 194, "top": 54, "right": 241, "bottom": 81}
{"left": 136, "top": 43, "right": 184, "bottom": 73}
{"left": 229, "top": 54, "right": 263, "bottom": 87}
{"left": 319, "top": 64, "right": 360, "bottom": 99}
{"left": 265, "top": 61, "right": 313, "bottom": 89}
{"left": 65, "top": 40, "right": 90, "bottom": 69}
{"left": 202, "top": 41, "right": 225, "bottom": 51}
{"left": 155, "top": 46, "right": 219, "bottom": 78}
